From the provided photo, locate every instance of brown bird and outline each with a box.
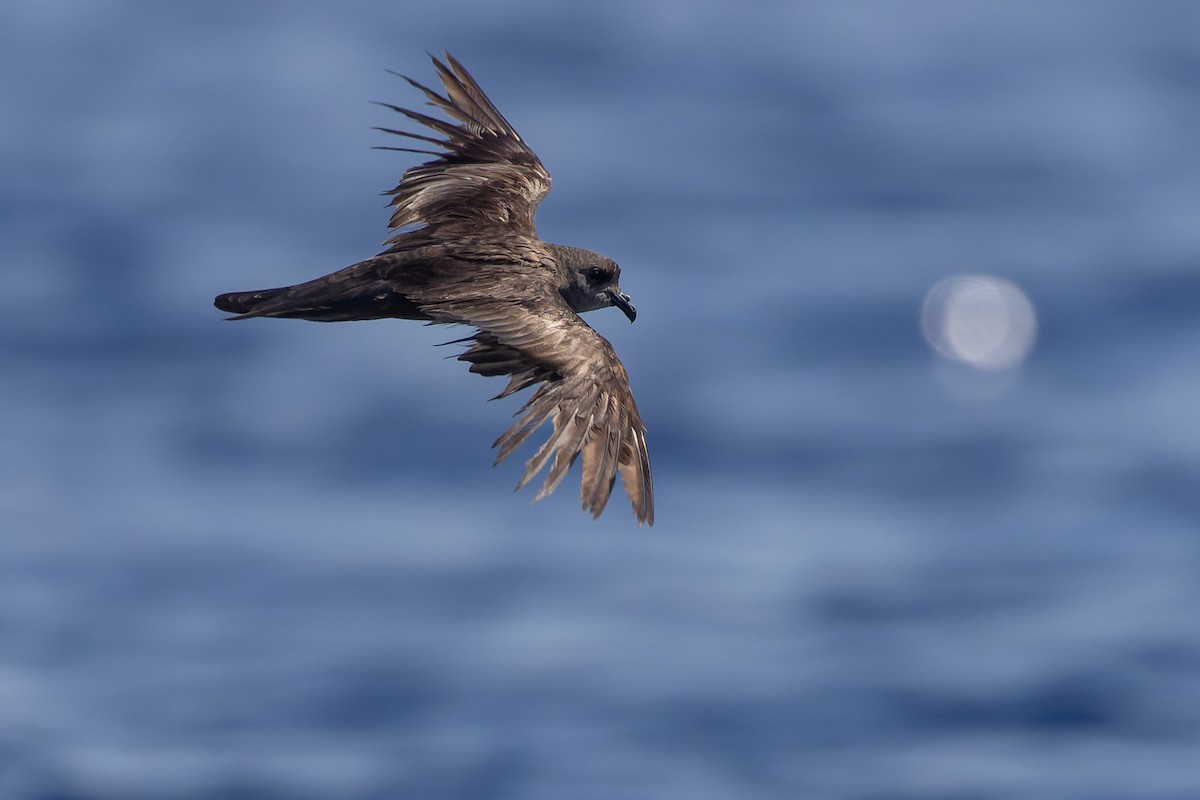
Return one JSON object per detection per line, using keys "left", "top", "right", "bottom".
{"left": 214, "top": 53, "right": 653, "bottom": 525}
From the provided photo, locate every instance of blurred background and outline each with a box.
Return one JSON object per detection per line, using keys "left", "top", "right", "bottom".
{"left": 3, "top": 1, "right": 1199, "bottom": 798}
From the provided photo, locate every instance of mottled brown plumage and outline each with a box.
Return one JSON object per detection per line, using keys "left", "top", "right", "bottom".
{"left": 214, "top": 53, "right": 653, "bottom": 525}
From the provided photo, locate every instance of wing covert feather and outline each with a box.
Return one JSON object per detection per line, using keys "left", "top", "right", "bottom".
{"left": 435, "top": 297, "right": 653, "bottom": 525}
{"left": 376, "top": 54, "right": 552, "bottom": 239}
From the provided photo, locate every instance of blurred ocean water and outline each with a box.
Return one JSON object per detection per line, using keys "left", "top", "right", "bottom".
{"left": 2, "top": 2, "right": 1199, "bottom": 798}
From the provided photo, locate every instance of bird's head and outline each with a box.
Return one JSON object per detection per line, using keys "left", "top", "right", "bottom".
{"left": 550, "top": 244, "right": 637, "bottom": 322}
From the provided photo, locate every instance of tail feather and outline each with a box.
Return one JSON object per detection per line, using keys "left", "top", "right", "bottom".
{"left": 214, "top": 254, "right": 434, "bottom": 322}
{"left": 213, "top": 276, "right": 430, "bottom": 322}
{"left": 214, "top": 288, "right": 287, "bottom": 319}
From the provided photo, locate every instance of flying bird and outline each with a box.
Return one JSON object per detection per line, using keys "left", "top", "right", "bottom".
{"left": 214, "top": 53, "right": 653, "bottom": 525}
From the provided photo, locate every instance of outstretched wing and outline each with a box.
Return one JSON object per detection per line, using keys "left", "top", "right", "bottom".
{"left": 427, "top": 295, "right": 653, "bottom": 526}
{"left": 375, "top": 53, "right": 552, "bottom": 240}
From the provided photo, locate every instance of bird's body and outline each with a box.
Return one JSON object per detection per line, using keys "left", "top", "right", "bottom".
{"left": 215, "top": 54, "right": 653, "bottom": 524}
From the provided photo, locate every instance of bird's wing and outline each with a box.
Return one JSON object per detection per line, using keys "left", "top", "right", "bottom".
{"left": 375, "top": 53, "right": 553, "bottom": 240}
{"left": 425, "top": 293, "right": 653, "bottom": 526}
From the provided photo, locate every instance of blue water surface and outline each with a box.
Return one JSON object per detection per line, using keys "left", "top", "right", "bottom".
{"left": 2, "top": 2, "right": 1199, "bottom": 798}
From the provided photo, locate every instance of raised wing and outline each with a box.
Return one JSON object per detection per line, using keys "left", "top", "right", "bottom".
{"left": 428, "top": 295, "right": 653, "bottom": 526}
{"left": 375, "top": 53, "right": 553, "bottom": 240}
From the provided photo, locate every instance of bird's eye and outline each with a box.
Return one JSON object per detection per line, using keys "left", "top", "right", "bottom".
{"left": 586, "top": 267, "right": 609, "bottom": 281}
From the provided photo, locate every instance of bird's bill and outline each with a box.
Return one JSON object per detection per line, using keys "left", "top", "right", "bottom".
{"left": 607, "top": 288, "right": 637, "bottom": 322}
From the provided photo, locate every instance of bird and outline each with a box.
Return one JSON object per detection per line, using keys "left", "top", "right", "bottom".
{"left": 214, "top": 53, "right": 653, "bottom": 525}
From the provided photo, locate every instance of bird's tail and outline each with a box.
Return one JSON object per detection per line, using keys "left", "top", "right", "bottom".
{"left": 214, "top": 287, "right": 290, "bottom": 319}
{"left": 214, "top": 282, "right": 398, "bottom": 322}
{"left": 214, "top": 270, "right": 429, "bottom": 322}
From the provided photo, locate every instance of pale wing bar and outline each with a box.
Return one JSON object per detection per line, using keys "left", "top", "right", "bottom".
{"left": 375, "top": 53, "right": 553, "bottom": 237}
{"left": 436, "top": 300, "right": 654, "bottom": 525}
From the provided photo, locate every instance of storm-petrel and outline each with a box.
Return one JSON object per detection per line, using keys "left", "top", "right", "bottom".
{"left": 214, "top": 54, "right": 653, "bottom": 525}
